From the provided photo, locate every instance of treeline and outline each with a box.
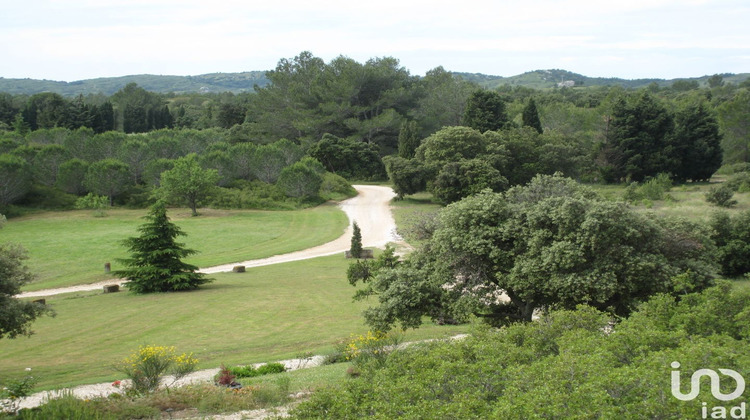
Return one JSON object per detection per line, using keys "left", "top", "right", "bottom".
{"left": 1, "top": 51, "right": 750, "bottom": 211}
{"left": 0, "top": 127, "right": 359, "bottom": 213}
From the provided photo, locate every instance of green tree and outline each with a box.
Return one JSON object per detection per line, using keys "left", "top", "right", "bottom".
{"left": 671, "top": 101, "right": 722, "bottom": 182}
{"left": 707, "top": 74, "right": 724, "bottom": 88}
{"left": 251, "top": 143, "right": 286, "bottom": 184}
{"left": 462, "top": 90, "right": 509, "bottom": 133}
{"left": 118, "top": 139, "right": 150, "bottom": 185}
{"left": 308, "top": 134, "right": 386, "bottom": 180}
{"left": 413, "top": 66, "right": 474, "bottom": 135}
{"left": 83, "top": 158, "right": 130, "bottom": 206}
{"left": 521, "top": 97, "right": 543, "bottom": 134}
{"left": 383, "top": 156, "right": 426, "bottom": 199}
{"left": 414, "top": 126, "right": 486, "bottom": 168}
{"left": 605, "top": 92, "right": 674, "bottom": 182}
{"left": 397, "top": 120, "right": 420, "bottom": 159}
{"left": 0, "top": 154, "right": 32, "bottom": 207}
{"left": 350, "top": 221, "right": 363, "bottom": 259}
{"left": 0, "top": 221, "right": 54, "bottom": 339}
{"left": 32, "top": 144, "right": 70, "bottom": 186}
{"left": 710, "top": 210, "right": 750, "bottom": 276}
{"left": 114, "top": 202, "right": 211, "bottom": 293}
{"left": 159, "top": 154, "right": 219, "bottom": 216}
{"left": 353, "top": 175, "right": 716, "bottom": 330}
{"left": 276, "top": 157, "right": 324, "bottom": 200}
{"left": 430, "top": 159, "right": 507, "bottom": 204}
{"left": 55, "top": 158, "right": 89, "bottom": 195}
{"left": 718, "top": 89, "right": 750, "bottom": 163}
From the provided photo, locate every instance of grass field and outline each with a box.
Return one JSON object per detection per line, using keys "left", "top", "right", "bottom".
{"left": 0, "top": 255, "right": 468, "bottom": 390}
{"left": 0, "top": 204, "right": 348, "bottom": 291}
{"left": 3, "top": 179, "right": 749, "bottom": 396}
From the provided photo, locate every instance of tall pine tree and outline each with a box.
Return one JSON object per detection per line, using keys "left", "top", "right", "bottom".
{"left": 671, "top": 101, "right": 723, "bottom": 182}
{"left": 115, "top": 202, "right": 211, "bottom": 293}
{"left": 522, "top": 97, "right": 543, "bottom": 134}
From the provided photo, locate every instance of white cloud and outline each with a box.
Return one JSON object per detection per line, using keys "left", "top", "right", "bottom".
{"left": 1, "top": 0, "right": 748, "bottom": 80}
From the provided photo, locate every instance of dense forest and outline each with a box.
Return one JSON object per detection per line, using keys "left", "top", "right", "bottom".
{"left": 1, "top": 51, "right": 748, "bottom": 216}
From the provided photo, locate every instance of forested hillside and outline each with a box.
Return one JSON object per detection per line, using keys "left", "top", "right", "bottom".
{"left": 2, "top": 65, "right": 748, "bottom": 96}
{"left": 1, "top": 51, "right": 748, "bottom": 218}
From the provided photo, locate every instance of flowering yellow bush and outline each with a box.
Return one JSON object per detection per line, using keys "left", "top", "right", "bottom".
{"left": 116, "top": 345, "right": 198, "bottom": 395}
{"left": 343, "top": 331, "right": 400, "bottom": 368}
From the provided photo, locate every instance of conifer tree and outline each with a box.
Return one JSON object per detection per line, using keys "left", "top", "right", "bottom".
{"left": 397, "top": 120, "right": 420, "bottom": 159}
{"left": 522, "top": 97, "right": 543, "bottom": 134}
{"left": 350, "top": 221, "right": 363, "bottom": 259}
{"left": 115, "top": 202, "right": 211, "bottom": 293}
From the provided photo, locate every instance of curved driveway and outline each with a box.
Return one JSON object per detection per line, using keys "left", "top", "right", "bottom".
{"left": 18, "top": 185, "right": 400, "bottom": 298}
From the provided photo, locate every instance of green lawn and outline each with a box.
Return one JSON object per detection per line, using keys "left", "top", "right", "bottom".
{"left": 0, "top": 255, "right": 468, "bottom": 390}
{"left": 1, "top": 204, "right": 348, "bottom": 291}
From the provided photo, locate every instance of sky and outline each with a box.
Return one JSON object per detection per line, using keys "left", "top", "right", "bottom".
{"left": 1, "top": 0, "right": 748, "bottom": 82}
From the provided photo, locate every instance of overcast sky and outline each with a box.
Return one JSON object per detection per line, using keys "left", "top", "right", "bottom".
{"left": 2, "top": 0, "right": 748, "bottom": 82}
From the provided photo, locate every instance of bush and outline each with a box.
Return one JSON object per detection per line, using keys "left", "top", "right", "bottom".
{"left": 705, "top": 184, "right": 737, "bottom": 207}
{"left": 115, "top": 345, "right": 198, "bottom": 395}
{"left": 343, "top": 331, "right": 402, "bottom": 369}
{"left": 319, "top": 172, "right": 356, "bottom": 201}
{"left": 227, "top": 362, "right": 286, "bottom": 378}
{"left": 75, "top": 193, "right": 109, "bottom": 217}
{"left": 14, "top": 392, "right": 108, "bottom": 420}
{"left": 622, "top": 173, "right": 672, "bottom": 203}
{"left": 640, "top": 173, "right": 672, "bottom": 200}
{"left": 711, "top": 210, "right": 750, "bottom": 277}
{"left": 209, "top": 181, "right": 298, "bottom": 210}
{"left": 725, "top": 171, "right": 750, "bottom": 193}
{"left": 291, "top": 284, "right": 750, "bottom": 419}
{"left": 1, "top": 370, "right": 36, "bottom": 414}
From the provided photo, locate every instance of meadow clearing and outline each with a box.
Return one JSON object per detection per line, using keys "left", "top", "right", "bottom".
{"left": 2, "top": 179, "right": 749, "bottom": 393}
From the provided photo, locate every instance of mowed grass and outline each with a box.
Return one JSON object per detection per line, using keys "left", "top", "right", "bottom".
{"left": 0, "top": 204, "right": 348, "bottom": 291}
{"left": 0, "top": 255, "right": 469, "bottom": 390}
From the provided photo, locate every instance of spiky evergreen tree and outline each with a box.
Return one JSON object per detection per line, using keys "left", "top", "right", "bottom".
{"left": 522, "top": 97, "right": 543, "bottom": 134}
{"left": 115, "top": 202, "right": 211, "bottom": 293}
{"left": 350, "top": 221, "right": 363, "bottom": 259}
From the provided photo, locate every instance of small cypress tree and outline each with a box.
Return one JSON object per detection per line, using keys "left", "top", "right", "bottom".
{"left": 350, "top": 221, "right": 363, "bottom": 259}
{"left": 114, "top": 202, "right": 212, "bottom": 293}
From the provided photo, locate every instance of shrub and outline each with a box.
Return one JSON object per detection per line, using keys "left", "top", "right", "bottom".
{"left": 226, "top": 362, "right": 286, "bottom": 378}
{"left": 705, "top": 184, "right": 737, "bottom": 207}
{"left": 14, "top": 392, "right": 107, "bottom": 420}
{"left": 319, "top": 172, "right": 356, "bottom": 201}
{"left": 710, "top": 210, "right": 750, "bottom": 277}
{"left": 344, "top": 331, "right": 401, "bottom": 369}
{"left": 640, "top": 173, "right": 671, "bottom": 200}
{"left": 1, "top": 369, "right": 36, "bottom": 414}
{"left": 115, "top": 345, "right": 198, "bottom": 395}
{"left": 623, "top": 173, "right": 672, "bottom": 203}
{"left": 75, "top": 193, "right": 109, "bottom": 217}
{"left": 725, "top": 171, "right": 750, "bottom": 193}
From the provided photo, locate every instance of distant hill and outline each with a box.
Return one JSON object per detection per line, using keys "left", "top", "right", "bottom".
{"left": 1, "top": 69, "right": 747, "bottom": 96}
{"left": 0, "top": 71, "right": 270, "bottom": 96}
{"left": 453, "top": 69, "right": 750, "bottom": 90}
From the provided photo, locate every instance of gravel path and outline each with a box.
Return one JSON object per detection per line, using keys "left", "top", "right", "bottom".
{"left": 17, "top": 185, "right": 403, "bottom": 298}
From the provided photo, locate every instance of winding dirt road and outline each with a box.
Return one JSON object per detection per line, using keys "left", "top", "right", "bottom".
{"left": 18, "top": 185, "right": 402, "bottom": 298}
